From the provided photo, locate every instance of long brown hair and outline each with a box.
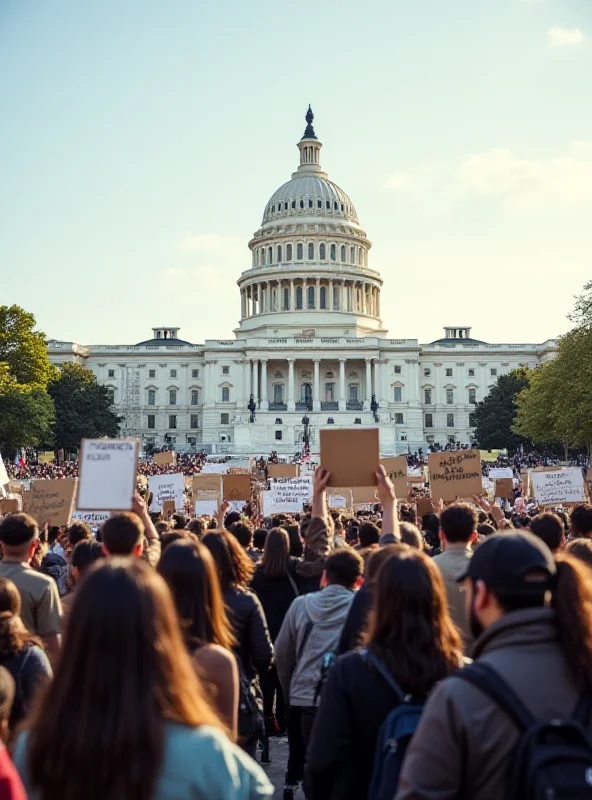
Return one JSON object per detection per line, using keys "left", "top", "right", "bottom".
{"left": 158, "top": 540, "right": 235, "bottom": 651}
{"left": 259, "top": 528, "right": 290, "bottom": 579}
{"left": 27, "top": 559, "right": 221, "bottom": 800}
{"left": 0, "top": 578, "right": 43, "bottom": 658}
{"left": 202, "top": 530, "right": 254, "bottom": 590}
{"left": 365, "top": 547, "right": 463, "bottom": 697}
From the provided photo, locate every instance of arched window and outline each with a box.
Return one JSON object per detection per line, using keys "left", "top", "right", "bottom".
{"left": 271, "top": 205, "right": 275, "bottom": 213}
{"left": 286, "top": 244, "right": 292, "bottom": 261}
{"left": 255, "top": 250, "right": 259, "bottom": 266}
{"left": 317, "top": 199, "right": 322, "bottom": 209}
{"left": 272, "top": 289, "right": 277, "bottom": 310}
{"left": 326, "top": 200, "right": 330, "bottom": 209}
{"left": 283, "top": 287, "right": 290, "bottom": 310}
{"left": 308, "top": 286, "right": 315, "bottom": 308}
{"left": 268, "top": 247, "right": 273, "bottom": 264}
{"left": 333, "top": 285, "right": 340, "bottom": 310}
{"left": 319, "top": 243, "right": 326, "bottom": 260}
{"left": 277, "top": 245, "right": 282, "bottom": 262}
{"left": 320, "top": 286, "right": 327, "bottom": 309}
{"left": 350, "top": 246, "right": 355, "bottom": 263}
{"left": 308, "top": 242, "right": 314, "bottom": 260}
{"left": 340, "top": 245, "right": 346, "bottom": 262}
{"left": 261, "top": 249, "right": 266, "bottom": 266}
{"left": 296, "top": 286, "right": 303, "bottom": 309}
{"left": 330, "top": 244, "right": 336, "bottom": 261}
{"left": 296, "top": 243, "right": 303, "bottom": 260}
{"left": 358, "top": 248, "right": 363, "bottom": 265}
{"left": 308, "top": 199, "right": 313, "bottom": 208}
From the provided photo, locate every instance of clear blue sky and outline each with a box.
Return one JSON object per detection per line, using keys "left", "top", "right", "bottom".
{"left": 1, "top": 0, "right": 590, "bottom": 345}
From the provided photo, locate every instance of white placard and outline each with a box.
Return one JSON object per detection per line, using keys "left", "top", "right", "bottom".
{"left": 0, "top": 454, "right": 8, "bottom": 487}
{"left": 328, "top": 494, "right": 348, "bottom": 509}
{"left": 531, "top": 468, "right": 586, "bottom": 506}
{"left": 408, "top": 467, "right": 423, "bottom": 478}
{"left": 195, "top": 499, "right": 218, "bottom": 516}
{"left": 488, "top": 468, "right": 514, "bottom": 480}
{"left": 268, "top": 477, "right": 313, "bottom": 513}
{"left": 202, "top": 463, "right": 229, "bottom": 474}
{"left": 72, "top": 510, "right": 110, "bottom": 525}
{"left": 77, "top": 439, "right": 139, "bottom": 511}
{"left": 148, "top": 473, "right": 185, "bottom": 512}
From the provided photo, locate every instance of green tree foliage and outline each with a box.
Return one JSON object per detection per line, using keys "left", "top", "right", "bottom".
{"left": 47, "top": 363, "right": 120, "bottom": 451}
{"left": 0, "top": 383, "right": 55, "bottom": 455}
{"left": 472, "top": 368, "right": 530, "bottom": 452}
{"left": 0, "top": 305, "right": 57, "bottom": 387}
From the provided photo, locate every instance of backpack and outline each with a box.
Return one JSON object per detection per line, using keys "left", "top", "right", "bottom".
{"left": 457, "top": 662, "right": 592, "bottom": 800}
{"left": 364, "top": 649, "right": 425, "bottom": 800}
{"left": 40, "top": 552, "right": 68, "bottom": 597}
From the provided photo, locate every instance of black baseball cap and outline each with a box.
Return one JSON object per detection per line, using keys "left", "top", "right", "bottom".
{"left": 457, "top": 531, "right": 556, "bottom": 592}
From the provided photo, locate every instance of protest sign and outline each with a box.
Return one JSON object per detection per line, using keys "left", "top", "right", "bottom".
{"left": 488, "top": 467, "right": 514, "bottom": 480}
{"left": 223, "top": 474, "right": 251, "bottom": 502}
{"left": 195, "top": 499, "right": 219, "bottom": 516}
{"left": 530, "top": 468, "right": 586, "bottom": 506}
{"left": 28, "top": 479, "right": 78, "bottom": 526}
{"left": 0, "top": 499, "right": 19, "bottom": 515}
{"left": 228, "top": 500, "right": 246, "bottom": 513}
{"left": 521, "top": 470, "right": 531, "bottom": 497}
{"left": 268, "top": 464, "right": 300, "bottom": 479}
{"left": 37, "top": 452, "right": 54, "bottom": 465}
{"left": 320, "top": 428, "right": 379, "bottom": 488}
{"left": 0, "top": 454, "right": 8, "bottom": 487}
{"left": 162, "top": 499, "right": 176, "bottom": 518}
{"left": 202, "top": 463, "right": 229, "bottom": 474}
{"left": 495, "top": 478, "right": 514, "bottom": 500}
{"left": 154, "top": 451, "right": 176, "bottom": 466}
{"left": 416, "top": 497, "right": 434, "bottom": 518}
{"left": 266, "top": 477, "right": 313, "bottom": 513}
{"left": 381, "top": 456, "right": 408, "bottom": 498}
{"left": 72, "top": 510, "right": 110, "bottom": 525}
{"left": 327, "top": 488, "right": 352, "bottom": 510}
{"left": 428, "top": 450, "right": 482, "bottom": 502}
{"left": 148, "top": 474, "right": 185, "bottom": 512}
{"left": 192, "top": 475, "right": 222, "bottom": 496}
{"left": 77, "top": 438, "right": 139, "bottom": 511}
{"left": 352, "top": 486, "right": 378, "bottom": 506}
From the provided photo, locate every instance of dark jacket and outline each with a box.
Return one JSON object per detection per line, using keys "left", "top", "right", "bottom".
{"left": 337, "top": 584, "right": 373, "bottom": 655}
{"left": 250, "top": 560, "right": 299, "bottom": 641}
{"left": 1, "top": 644, "right": 52, "bottom": 729}
{"left": 397, "top": 608, "right": 591, "bottom": 800}
{"left": 305, "top": 649, "right": 402, "bottom": 800}
{"left": 223, "top": 588, "right": 274, "bottom": 682}
{"left": 293, "top": 517, "right": 330, "bottom": 595}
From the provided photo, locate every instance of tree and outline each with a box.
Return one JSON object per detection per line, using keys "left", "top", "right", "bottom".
{"left": 0, "top": 305, "right": 57, "bottom": 387}
{"left": 472, "top": 368, "right": 530, "bottom": 452}
{"left": 47, "top": 363, "right": 120, "bottom": 451}
{"left": 0, "top": 383, "right": 55, "bottom": 455}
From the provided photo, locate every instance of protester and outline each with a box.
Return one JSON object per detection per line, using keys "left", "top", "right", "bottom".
{"left": 12, "top": 559, "right": 273, "bottom": 799}
{"left": 565, "top": 537, "right": 592, "bottom": 568}
{"left": 397, "top": 533, "right": 592, "bottom": 799}
{"left": 0, "top": 667, "right": 26, "bottom": 799}
{"left": 60, "top": 540, "right": 104, "bottom": 621}
{"left": 229, "top": 520, "right": 261, "bottom": 564}
{"left": 399, "top": 522, "right": 424, "bottom": 550}
{"left": 306, "top": 546, "right": 464, "bottom": 799}
{"left": 529, "top": 511, "right": 566, "bottom": 554}
{"left": 569, "top": 503, "right": 592, "bottom": 539}
{"left": 0, "top": 515, "right": 61, "bottom": 663}
{"left": 100, "top": 494, "right": 161, "bottom": 565}
{"left": 202, "top": 530, "right": 274, "bottom": 758}
{"left": 275, "top": 548, "right": 363, "bottom": 800}
{"left": 158, "top": 540, "right": 239, "bottom": 737}
{"left": 0, "top": 578, "right": 52, "bottom": 731}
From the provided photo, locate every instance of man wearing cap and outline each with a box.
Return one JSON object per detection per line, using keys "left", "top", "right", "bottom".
{"left": 397, "top": 532, "right": 592, "bottom": 800}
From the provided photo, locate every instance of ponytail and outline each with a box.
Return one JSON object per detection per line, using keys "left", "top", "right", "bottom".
{"left": 552, "top": 554, "right": 592, "bottom": 694}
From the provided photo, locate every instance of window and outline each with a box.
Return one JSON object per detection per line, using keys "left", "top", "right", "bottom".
{"left": 148, "top": 390, "right": 156, "bottom": 406}
{"left": 148, "top": 369, "right": 156, "bottom": 378}
{"left": 296, "top": 243, "right": 303, "bottom": 260}
{"left": 283, "top": 287, "right": 289, "bottom": 310}
{"left": 296, "top": 286, "right": 303, "bottom": 309}
{"left": 394, "top": 387, "right": 402, "bottom": 403}
{"left": 349, "top": 385, "right": 359, "bottom": 402}
{"left": 192, "top": 369, "right": 199, "bottom": 378}
{"left": 277, "top": 245, "right": 282, "bottom": 262}
{"left": 191, "top": 390, "right": 199, "bottom": 405}
{"left": 468, "top": 368, "right": 475, "bottom": 377}
{"left": 308, "top": 242, "right": 314, "bottom": 260}
{"left": 424, "top": 388, "right": 432, "bottom": 405}
{"left": 222, "top": 387, "right": 230, "bottom": 402}
{"left": 108, "top": 369, "right": 115, "bottom": 378}
{"left": 287, "top": 244, "right": 292, "bottom": 261}
{"left": 106, "top": 389, "right": 115, "bottom": 405}
{"left": 447, "top": 413, "right": 454, "bottom": 428}
{"left": 308, "top": 286, "right": 315, "bottom": 308}
{"left": 350, "top": 246, "right": 355, "bottom": 263}
{"left": 170, "top": 369, "right": 177, "bottom": 378}
{"left": 220, "top": 413, "right": 230, "bottom": 425}
{"left": 291, "top": 201, "right": 295, "bottom": 209}
{"left": 446, "top": 389, "right": 454, "bottom": 404}
{"left": 273, "top": 384, "right": 284, "bottom": 404}
{"left": 395, "top": 413, "right": 404, "bottom": 424}
{"left": 333, "top": 286, "right": 339, "bottom": 309}
{"left": 468, "top": 388, "right": 477, "bottom": 404}
{"left": 326, "top": 200, "right": 330, "bottom": 209}
{"left": 222, "top": 366, "right": 230, "bottom": 375}
{"left": 325, "top": 383, "right": 335, "bottom": 401}
{"left": 169, "top": 415, "right": 177, "bottom": 429}
{"left": 425, "top": 413, "right": 433, "bottom": 428}
{"left": 330, "top": 244, "right": 336, "bottom": 261}
{"left": 299, "top": 199, "right": 304, "bottom": 208}
{"left": 268, "top": 247, "right": 272, "bottom": 263}
{"left": 394, "top": 365, "right": 402, "bottom": 374}
{"left": 261, "top": 248, "right": 266, "bottom": 266}
{"left": 424, "top": 368, "right": 431, "bottom": 377}
{"left": 308, "top": 199, "right": 313, "bottom": 208}
{"left": 340, "top": 245, "right": 346, "bottom": 261}
{"left": 319, "top": 243, "right": 326, "bottom": 260}
{"left": 275, "top": 430, "right": 283, "bottom": 441}
{"left": 169, "top": 390, "right": 177, "bottom": 405}
{"left": 320, "top": 286, "right": 327, "bottom": 309}
{"left": 147, "top": 414, "right": 155, "bottom": 429}
{"left": 446, "top": 368, "right": 453, "bottom": 377}
{"left": 490, "top": 368, "right": 497, "bottom": 376}
{"left": 190, "top": 414, "right": 199, "bottom": 429}
{"left": 317, "top": 199, "right": 322, "bottom": 209}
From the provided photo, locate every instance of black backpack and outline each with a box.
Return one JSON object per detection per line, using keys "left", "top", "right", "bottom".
{"left": 457, "top": 662, "right": 592, "bottom": 799}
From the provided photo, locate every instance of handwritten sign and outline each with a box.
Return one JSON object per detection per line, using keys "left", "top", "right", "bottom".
{"left": 328, "top": 488, "right": 352, "bottom": 510}
{"left": 72, "top": 510, "right": 110, "bottom": 525}
{"left": 195, "top": 499, "right": 219, "bottom": 516}
{"left": 28, "top": 479, "right": 78, "bottom": 526}
{"left": 192, "top": 475, "right": 222, "bottom": 496}
{"left": 0, "top": 454, "right": 8, "bottom": 487}
{"left": 381, "top": 456, "right": 408, "bottom": 498}
{"left": 0, "top": 499, "right": 19, "bottom": 515}
{"left": 530, "top": 468, "right": 586, "bottom": 506}
{"left": 488, "top": 468, "right": 514, "bottom": 480}
{"left": 77, "top": 438, "right": 139, "bottom": 511}
{"left": 223, "top": 474, "right": 251, "bottom": 502}
{"left": 266, "top": 477, "right": 313, "bottom": 513}
{"left": 495, "top": 478, "right": 514, "bottom": 500}
{"left": 154, "top": 451, "right": 176, "bottom": 466}
{"left": 202, "top": 463, "right": 229, "bottom": 474}
{"left": 428, "top": 450, "right": 482, "bottom": 502}
{"left": 148, "top": 474, "right": 185, "bottom": 512}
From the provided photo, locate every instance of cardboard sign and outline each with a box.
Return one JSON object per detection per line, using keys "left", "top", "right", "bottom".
{"left": 495, "top": 478, "right": 514, "bottom": 500}
{"left": 328, "top": 488, "right": 352, "bottom": 510}
{"left": 195, "top": 499, "right": 219, "bottom": 516}
{"left": 530, "top": 468, "right": 586, "bottom": 506}
{"left": 0, "top": 499, "right": 19, "bottom": 515}
{"left": 154, "top": 451, "right": 176, "bottom": 466}
{"left": 223, "top": 474, "right": 251, "bottom": 502}
{"left": 521, "top": 470, "right": 531, "bottom": 497}
{"left": 488, "top": 468, "right": 514, "bottom": 480}
{"left": 416, "top": 497, "right": 434, "bottom": 518}
{"left": 267, "top": 477, "right": 313, "bottom": 513}
{"left": 428, "top": 450, "right": 482, "bottom": 502}
{"left": 320, "top": 428, "right": 379, "bottom": 488}
{"left": 28, "top": 479, "right": 78, "bottom": 527}
{"left": 77, "top": 438, "right": 139, "bottom": 511}
{"left": 381, "top": 456, "right": 408, "bottom": 499}
{"left": 72, "top": 510, "right": 110, "bottom": 525}
{"left": 192, "top": 475, "right": 222, "bottom": 496}
{"left": 148, "top": 474, "right": 185, "bottom": 512}
{"left": 352, "top": 486, "right": 378, "bottom": 506}
{"left": 0, "top": 454, "right": 8, "bottom": 487}
{"left": 269, "top": 464, "right": 300, "bottom": 479}
{"left": 162, "top": 499, "right": 176, "bottom": 518}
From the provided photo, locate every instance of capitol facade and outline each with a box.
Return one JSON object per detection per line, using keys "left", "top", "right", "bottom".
{"left": 47, "top": 109, "right": 556, "bottom": 455}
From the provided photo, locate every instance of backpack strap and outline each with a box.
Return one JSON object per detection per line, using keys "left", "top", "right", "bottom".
{"left": 362, "top": 648, "right": 406, "bottom": 703}
{"left": 455, "top": 662, "right": 534, "bottom": 731}
{"left": 296, "top": 613, "right": 314, "bottom": 662}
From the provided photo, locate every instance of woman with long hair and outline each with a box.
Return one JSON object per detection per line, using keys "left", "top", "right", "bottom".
{"left": 251, "top": 528, "right": 299, "bottom": 736}
{"left": 0, "top": 578, "right": 52, "bottom": 732}
{"left": 12, "top": 559, "right": 273, "bottom": 800}
{"left": 305, "top": 546, "right": 464, "bottom": 800}
{"left": 202, "top": 531, "right": 274, "bottom": 758}
{"left": 158, "top": 539, "right": 239, "bottom": 737}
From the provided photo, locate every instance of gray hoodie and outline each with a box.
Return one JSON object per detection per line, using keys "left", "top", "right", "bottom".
{"left": 275, "top": 584, "right": 355, "bottom": 707}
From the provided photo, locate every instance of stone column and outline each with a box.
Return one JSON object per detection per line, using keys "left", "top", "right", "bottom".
{"left": 313, "top": 359, "right": 321, "bottom": 411}
{"left": 339, "top": 359, "right": 346, "bottom": 411}
{"left": 329, "top": 279, "right": 334, "bottom": 310}
{"left": 267, "top": 282, "right": 272, "bottom": 312}
{"left": 364, "top": 358, "right": 372, "bottom": 409}
{"left": 374, "top": 360, "right": 382, "bottom": 404}
{"left": 261, "top": 359, "right": 268, "bottom": 410}
{"left": 287, "top": 359, "right": 295, "bottom": 412}
{"left": 251, "top": 359, "right": 258, "bottom": 404}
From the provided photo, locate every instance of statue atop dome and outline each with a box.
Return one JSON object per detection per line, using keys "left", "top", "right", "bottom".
{"left": 302, "top": 105, "right": 317, "bottom": 140}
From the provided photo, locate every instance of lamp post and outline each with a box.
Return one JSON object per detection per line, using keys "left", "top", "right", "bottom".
{"left": 370, "top": 394, "right": 379, "bottom": 423}
{"left": 302, "top": 415, "right": 310, "bottom": 453}
{"left": 248, "top": 394, "right": 256, "bottom": 423}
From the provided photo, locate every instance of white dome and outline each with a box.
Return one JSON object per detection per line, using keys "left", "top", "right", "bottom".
{"left": 262, "top": 175, "right": 359, "bottom": 225}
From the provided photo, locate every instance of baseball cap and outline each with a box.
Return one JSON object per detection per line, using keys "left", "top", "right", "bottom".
{"left": 456, "top": 531, "right": 556, "bottom": 592}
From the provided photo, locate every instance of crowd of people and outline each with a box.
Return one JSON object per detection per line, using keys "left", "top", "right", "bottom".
{"left": 0, "top": 452, "right": 592, "bottom": 798}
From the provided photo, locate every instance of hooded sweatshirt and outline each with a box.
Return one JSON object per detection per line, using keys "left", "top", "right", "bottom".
{"left": 275, "top": 584, "right": 355, "bottom": 707}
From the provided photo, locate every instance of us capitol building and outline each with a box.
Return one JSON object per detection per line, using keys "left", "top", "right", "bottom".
{"left": 48, "top": 109, "right": 556, "bottom": 455}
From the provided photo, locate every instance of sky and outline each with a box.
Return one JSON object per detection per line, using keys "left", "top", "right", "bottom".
{"left": 1, "top": 0, "right": 591, "bottom": 346}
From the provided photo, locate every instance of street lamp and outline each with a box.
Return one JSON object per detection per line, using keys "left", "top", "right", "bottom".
{"left": 248, "top": 394, "right": 256, "bottom": 423}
